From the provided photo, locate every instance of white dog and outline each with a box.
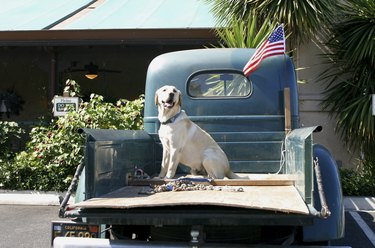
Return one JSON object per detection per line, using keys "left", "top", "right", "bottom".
{"left": 155, "top": 85, "right": 243, "bottom": 179}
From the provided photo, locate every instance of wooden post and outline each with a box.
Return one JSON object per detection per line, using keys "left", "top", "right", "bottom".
{"left": 284, "top": 88, "right": 291, "bottom": 134}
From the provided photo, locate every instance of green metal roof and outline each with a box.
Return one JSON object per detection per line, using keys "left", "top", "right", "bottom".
{"left": 0, "top": 0, "right": 216, "bottom": 31}
{"left": 60, "top": 0, "right": 215, "bottom": 29}
{"left": 0, "top": 0, "right": 93, "bottom": 30}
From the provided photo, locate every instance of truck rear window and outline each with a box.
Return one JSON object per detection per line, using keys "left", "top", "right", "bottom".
{"left": 188, "top": 71, "right": 252, "bottom": 98}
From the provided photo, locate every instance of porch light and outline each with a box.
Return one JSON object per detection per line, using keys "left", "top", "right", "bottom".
{"left": 85, "top": 73, "right": 98, "bottom": 80}
{"left": 84, "top": 62, "right": 99, "bottom": 80}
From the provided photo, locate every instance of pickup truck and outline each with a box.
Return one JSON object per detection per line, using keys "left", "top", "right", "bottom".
{"left": 53, "top": 48, "right": 345, "bottom": 247}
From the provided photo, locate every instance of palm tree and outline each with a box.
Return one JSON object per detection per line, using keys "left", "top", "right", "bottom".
{"left": 321, "top": 0, "right": 375, "bottom": 173}
{"left": 206, "top": 0, "right": 338, "bottom": 45}
{"left": 212, "top": 12, "right": 275, "bottom": 48}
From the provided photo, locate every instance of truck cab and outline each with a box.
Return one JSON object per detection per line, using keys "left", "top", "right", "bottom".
{"left": 54, "top": 48, "right": 344, "bottom": 247}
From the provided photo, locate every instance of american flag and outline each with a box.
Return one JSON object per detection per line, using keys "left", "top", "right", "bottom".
{"left": 243, "top": 24, "right": 285, "bottom": 77}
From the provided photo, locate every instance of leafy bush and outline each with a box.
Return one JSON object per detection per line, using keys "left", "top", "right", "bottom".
{"left": 0, "top": 121, "right": 24, "bottom": 188}
{"left": 1, "top": 88, "right": 144, "bottom": 191}
{"left": 340, "top": 167, "right": 375, "bottom": 196}
{"left": 0, "top": 121, "right": 24, "bottom": 160}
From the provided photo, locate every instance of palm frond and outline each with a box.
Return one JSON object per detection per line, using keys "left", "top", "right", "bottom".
{"left": 212, "top": 15, "right": 275, "bottom": 48}
{"left": 316, "top": 0, "right": 375, "bottom": 165}
{"left": 205, "top": 0, "right": 338, "bottom": 45}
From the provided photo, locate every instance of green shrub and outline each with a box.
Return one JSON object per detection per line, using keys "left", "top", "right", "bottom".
{"left": 340, "top": 167, "right": 375, "bottom": 196}
{"left": 1, "top": 92, "right": 144, "bottom": 191}
{"left": 0, "top": 121, "right": 24, "bottom": 188}
{"left": 0, "top": 121, "right": 24, "bottom": 160}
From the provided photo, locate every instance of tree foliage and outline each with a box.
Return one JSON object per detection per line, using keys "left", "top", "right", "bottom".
{"left": 0, "top": 121, "right": 24, "bottom": 161}
{"left": 321, "top": 0, "right": 375, "bottom": 174}
{"left": 206, "top": 0, "right": 338, "bottom": 45}
{"left": 213, "top": 13, "right": 276, "bottom": 48}
{"left": 340, "top": 167, "right": 375, "bottom": 196}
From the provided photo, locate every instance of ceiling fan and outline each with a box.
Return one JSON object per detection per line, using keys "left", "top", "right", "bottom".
{"left": 65, "top": 62, "right": 121, "bottom": 80}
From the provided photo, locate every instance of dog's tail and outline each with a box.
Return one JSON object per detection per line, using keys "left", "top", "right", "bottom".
{"left": 226, "top": 170, "right": 249, "bottom": 179}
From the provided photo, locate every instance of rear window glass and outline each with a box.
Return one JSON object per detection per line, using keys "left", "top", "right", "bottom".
{"left": 188, "top": 71, "right": 252, "bottom": 98}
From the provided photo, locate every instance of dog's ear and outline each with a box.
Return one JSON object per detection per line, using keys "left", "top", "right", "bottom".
{"left": 154, "top": 91, "right": 159, "bottom": 106}
{"left": 155, "top": 88, "right": 162, "bottom": 106}
{"left": 178, "top": 93, "right": 182, "bottom": 106}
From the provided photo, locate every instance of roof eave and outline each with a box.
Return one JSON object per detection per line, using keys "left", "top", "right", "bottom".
{"left": 0, "top": 29, "right": 218, "bottom": 46}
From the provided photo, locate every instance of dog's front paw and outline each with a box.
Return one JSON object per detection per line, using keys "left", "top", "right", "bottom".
{"left": 157, "top": 172, "right": 167, "bottom": 178}
{"left": 165, "top": 172, "right": 175, "bottom": 179}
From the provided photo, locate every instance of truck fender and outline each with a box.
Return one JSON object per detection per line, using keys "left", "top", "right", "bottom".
{"left": 303, "top": 144, "right": 345, "bottom": 242}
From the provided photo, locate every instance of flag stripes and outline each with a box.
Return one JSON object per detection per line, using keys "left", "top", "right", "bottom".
{"left": 243, "top": 24, "right": 285, "bottom": 76}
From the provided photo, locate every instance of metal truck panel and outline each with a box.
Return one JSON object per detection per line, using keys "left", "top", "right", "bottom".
{"left": 285, "top": 126, "right": 318, "bottom": 204}
{"left": 81, "top": 129, "right": 157, "bottom": 199}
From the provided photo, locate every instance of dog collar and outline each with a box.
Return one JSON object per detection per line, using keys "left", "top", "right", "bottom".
{"left": 160, "top": 110, "right": 182, "bottom": 125}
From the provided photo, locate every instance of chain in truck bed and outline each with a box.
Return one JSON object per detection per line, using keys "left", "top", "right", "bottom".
{"left": 138, "top": 178, "right": 244, "bottom": 194}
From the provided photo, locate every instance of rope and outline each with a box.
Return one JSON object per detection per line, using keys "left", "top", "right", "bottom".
{"left": 275, "top": 138, "right": 287, "bottom": 174}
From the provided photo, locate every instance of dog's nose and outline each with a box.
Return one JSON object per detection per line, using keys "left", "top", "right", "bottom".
{"left": 169, "top": 92, "right": 174, "bottom": 97}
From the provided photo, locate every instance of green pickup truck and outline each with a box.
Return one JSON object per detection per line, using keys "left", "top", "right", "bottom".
{"left": 53, "top": 48, "right": 345, "bottom": 247}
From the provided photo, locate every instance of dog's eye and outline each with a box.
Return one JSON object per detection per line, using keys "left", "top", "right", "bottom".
{"left": 173, "top": 89, "right": 177, "bottom": 93}
{"left": 163, "top": 89, "right": 166, "bottom": 92}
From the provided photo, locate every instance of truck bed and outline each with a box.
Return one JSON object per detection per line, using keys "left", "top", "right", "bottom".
{"left": 71, "top": 174, "right": 309, "bottom": 215}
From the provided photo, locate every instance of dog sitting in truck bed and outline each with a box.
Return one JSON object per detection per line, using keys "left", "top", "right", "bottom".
{"left": 155, "top": 85, "right": 243, "bottom": 179}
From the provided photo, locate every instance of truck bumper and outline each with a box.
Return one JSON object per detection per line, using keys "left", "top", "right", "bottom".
{"left": 53, "top": 237, "right": 351, "bottom": 248}
{"left": 53, "top": 237, "right": 194, "bottom": 248}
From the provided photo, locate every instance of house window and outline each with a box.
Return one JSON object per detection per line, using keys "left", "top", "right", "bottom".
{"left": 188, "top": 71, "right": 252, "bottom": 98}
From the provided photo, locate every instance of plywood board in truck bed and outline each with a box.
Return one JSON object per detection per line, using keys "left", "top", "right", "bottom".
{"left": 72, "top": 184, "right": 309, "bottom": 215}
